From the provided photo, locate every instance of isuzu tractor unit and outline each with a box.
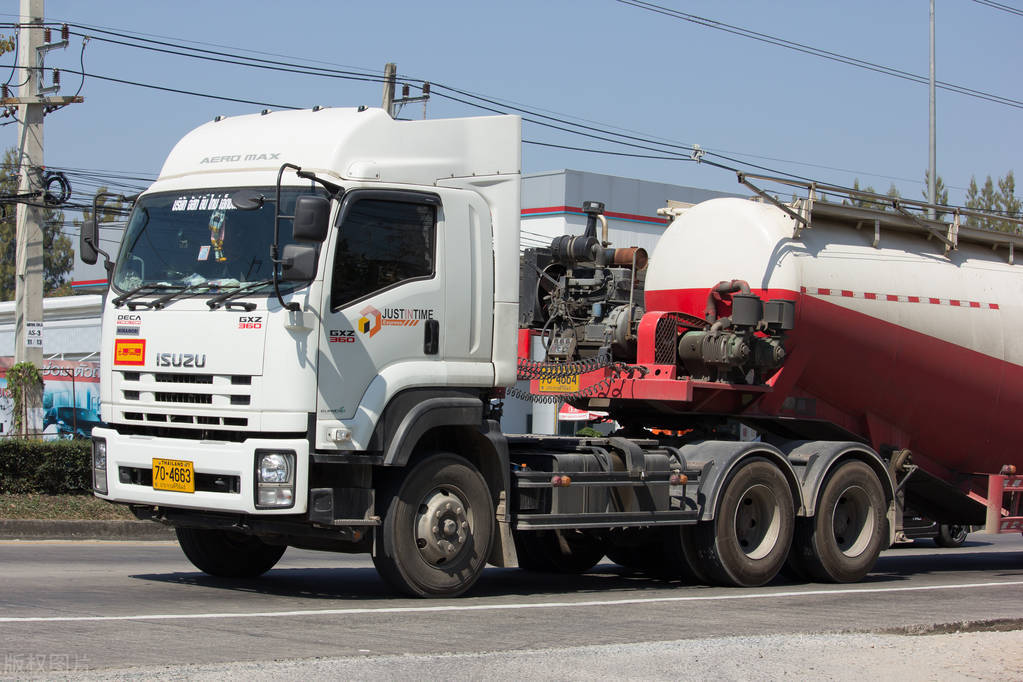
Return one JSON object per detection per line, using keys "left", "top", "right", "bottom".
{"left": 81, "top": 108, "right": 1023, "bottom": 597}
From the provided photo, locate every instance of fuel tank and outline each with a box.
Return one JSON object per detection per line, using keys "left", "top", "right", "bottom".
{"left": 644, "top": 197, "right": 1023, "bottom": 478}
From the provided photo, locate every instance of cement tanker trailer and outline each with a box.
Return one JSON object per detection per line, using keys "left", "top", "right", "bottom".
{"left": 522, "top": 176, "right": 1023, "bottom": 587}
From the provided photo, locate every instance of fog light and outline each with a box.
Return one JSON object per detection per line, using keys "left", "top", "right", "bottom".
{"left": 92, "top": 438, "right": 107, "bottom": 495}
{"left": 259, "top": 454, "right": 290, "bottom": 483}
{"left": 258, "top": 488, "right": 294, "bottom": 507}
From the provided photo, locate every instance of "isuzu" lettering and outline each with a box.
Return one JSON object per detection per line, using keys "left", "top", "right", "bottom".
{"left": 156, "top": 353, "right": 207, "bottom": 368}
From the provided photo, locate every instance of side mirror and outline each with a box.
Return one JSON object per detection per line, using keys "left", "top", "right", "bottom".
{"left": 281, "top": 243, "right": 318, "bottom": 281}
{"left": 80, "top": 220, "right": 99, "bottom": 265}
{"left": 230, "top": 189, "right": 265, "bottom": 211}
{"left": 292, "top": 195, "right": 330, "bottom": 243}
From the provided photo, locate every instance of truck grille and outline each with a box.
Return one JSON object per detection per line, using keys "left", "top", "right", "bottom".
{"left": 115, "top": 370, "right": 253, "bottom": 434}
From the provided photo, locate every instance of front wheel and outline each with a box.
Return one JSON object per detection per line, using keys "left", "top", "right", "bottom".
{"left": 373, "top": 454, "right": 494, "bottom": 597}
{"left": 693, "top": 457, "right": 795, "bottom": 587}
{"left": 175, "top": 527, "right": 286, "bottom": 578}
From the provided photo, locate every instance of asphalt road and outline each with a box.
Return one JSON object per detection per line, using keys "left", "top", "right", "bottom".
{"left": 2, "top": 534, "right": 1022, "bottom": 678}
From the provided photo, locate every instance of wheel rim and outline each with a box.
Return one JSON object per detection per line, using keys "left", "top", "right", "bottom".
{"left": 731, "top": 483, "right": 782, "bottom": 560}
{"left": 830, "top": 484, "right": 876, "bottom": 557}
{"left": 950, "top": 525, "right": 968, "bottom": 543}
{"left": 414, "top": 486, "right": 472, "bottom": 567}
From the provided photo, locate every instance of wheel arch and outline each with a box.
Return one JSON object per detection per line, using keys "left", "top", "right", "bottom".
{"left": 781, "top": 440, "right": 896, "bottom": 521}
{"left": 681, "top": 440, "right": 805, "bottom": 522}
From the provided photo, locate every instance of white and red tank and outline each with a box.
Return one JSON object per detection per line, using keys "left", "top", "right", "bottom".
{"left": 645, "top": 197, "right": 1023, "bottom": 480}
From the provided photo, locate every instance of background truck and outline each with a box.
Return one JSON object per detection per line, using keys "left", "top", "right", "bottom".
{"left": 80, "top": 107, "right": 1023, "bottom": 597}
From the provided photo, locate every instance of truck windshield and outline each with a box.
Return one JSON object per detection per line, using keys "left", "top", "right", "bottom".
{"left": 111, "top": 186, "right": 327, "bottom": 294}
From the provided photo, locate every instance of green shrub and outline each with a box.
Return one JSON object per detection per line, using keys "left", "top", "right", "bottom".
{"left": 0, "top": 439, "right": 92, "bottom": 494}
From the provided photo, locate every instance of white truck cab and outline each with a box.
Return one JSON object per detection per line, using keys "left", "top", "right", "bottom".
{"left": 83, "top": 109, "right": 521, "bottom": 595}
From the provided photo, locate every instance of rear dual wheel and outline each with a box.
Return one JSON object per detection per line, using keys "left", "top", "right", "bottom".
{"left": 692, "top": 458, "right": 795, "bottom": 587}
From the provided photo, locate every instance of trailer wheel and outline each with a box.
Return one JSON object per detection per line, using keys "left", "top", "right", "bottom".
{"left": 790, "top": 460, "right": 887, "bottom": 583}
{"left": 175, "top": 527, "right": 286, "bottom": 578}
{"left": 694, "top": 457, "right": 794, "bottom": 587}
{"left": 514, "top": 530, "right": 605, "bottom": 573}
{"left": 935, "top": 524, "right": 969, "bottom": 548}
{"left": 373, "top": 454, "right": 494, "bottom": 597}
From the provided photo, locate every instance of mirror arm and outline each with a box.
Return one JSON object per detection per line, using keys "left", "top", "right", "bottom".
{"left": 272, "top": 163, "right": 303, "bottom": 312}
{"left": 89, "top": 191, "right": 133, "bottom": 278}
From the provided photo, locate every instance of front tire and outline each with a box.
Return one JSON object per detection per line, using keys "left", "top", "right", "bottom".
{"left": 693, "top": 457, "right": 795, "bottom": 587}
{"left": 175, "top": 527, "right": 286, "bottom": 578}
{"left": 790, "top": 460, "right": 887, "bottom": 583}
{"left": 373, "top": 454, "right": 494, "bottom": 597}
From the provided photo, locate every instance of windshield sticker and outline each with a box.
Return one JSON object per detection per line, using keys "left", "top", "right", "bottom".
{"left": 209, "top": 210, "right": 227, "bottom": 261}
{"left": 197, "top": 245, "right": 210, "bottom": 261}
{"left": 171, "top": 194, "right": 234, "bottom": 212}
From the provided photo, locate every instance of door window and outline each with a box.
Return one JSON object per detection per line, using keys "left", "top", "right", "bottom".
{"left": 331, "top": 197, "right": 437, "bottom": 309}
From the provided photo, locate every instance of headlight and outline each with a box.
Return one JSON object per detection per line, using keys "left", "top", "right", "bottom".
{"left": 258, "top": 454, "right": 290, "bottom": 483}
{"left": 92, "top": 438, "right": 108, "bottom": 495}
{"left": 254, "top": 451, "right": 295, "bottom": 509}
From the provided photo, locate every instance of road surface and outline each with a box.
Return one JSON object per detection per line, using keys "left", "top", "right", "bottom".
{"left": 1, "top": 534, "right": 1021, "bottom": 679}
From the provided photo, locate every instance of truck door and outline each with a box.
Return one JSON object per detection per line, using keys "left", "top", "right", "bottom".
{"left": 316, "top": 190, "right": 446, "bottom": 449}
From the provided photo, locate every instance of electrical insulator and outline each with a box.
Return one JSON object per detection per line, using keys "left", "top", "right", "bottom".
{"left": 423, "top": 82, "right": 431, "bottom": 95}
{"left": 1, "top": 84, "right": 8, "bottom": 99}
{"left": 61, "top": 24, "right": 69, "bottom": 41}
{"left": 44, "top": 28, "right": 51, "bottom": 43}
{"left": 52, "top": 69, "right": 60, "bottom": 86}
{"left": 402, "top": 84, "right": 410, "bottom": 97}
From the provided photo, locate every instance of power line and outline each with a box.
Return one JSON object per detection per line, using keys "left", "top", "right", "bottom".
{"left": 615, "top": 0, "right": 1023, "bottom": 110}
{"left": 971, "top": 0, "right": 1023, "bottom": 17}
{"left": 59, "top": 67, "right": 301, "bottom": 110}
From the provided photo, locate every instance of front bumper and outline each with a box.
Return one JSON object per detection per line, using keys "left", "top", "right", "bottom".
{"left": 92, "top": 426, "right": 309, "bottom": 514}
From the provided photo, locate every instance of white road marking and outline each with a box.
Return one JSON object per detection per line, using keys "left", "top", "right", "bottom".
{"left": 3, "top": 580, "right": 1023, "bottom": 624}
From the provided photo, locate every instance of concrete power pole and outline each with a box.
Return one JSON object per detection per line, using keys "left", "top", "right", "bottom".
{"left": 381, "top": 62, "right": 396, "bottom": 118}
{"left": 8, "top": 0, "right": 80, "bottom": 431}
{"left": 928, "top": 0, "right": 936, "bottom": 220}
{"left": 13, "top": 0, "right": 46, "bottom": 372}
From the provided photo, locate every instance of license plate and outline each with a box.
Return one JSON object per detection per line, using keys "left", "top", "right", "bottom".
{"left": 538, "top": 376, "right": 579, "bottom": 393}
{"left": 152, "top": 458, "right": 195, "bottom": 493}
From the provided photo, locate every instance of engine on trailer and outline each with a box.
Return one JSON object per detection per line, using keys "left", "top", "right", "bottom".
{"left": 520, "top": 201, "right": 647, "bottom": 362}
{"left": 519, "top": 201, "right": 797, "bottom": 386}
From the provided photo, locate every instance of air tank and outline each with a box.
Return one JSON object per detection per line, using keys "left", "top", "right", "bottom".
{"left": 644, "top": 197, "right": 1023, "bottom": 479}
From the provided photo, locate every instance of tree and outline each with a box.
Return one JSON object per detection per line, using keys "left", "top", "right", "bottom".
{"left": 845, "top": 179, "right": 900, "bottom": 211}
{"left": 922, "top": 170, "right": 949, "bottom": 221}
{"left": 965, "top": 171, "right": 1020, "bottom": 233}
{"left": 75, "top": 185, "right": 128, "bottom": 229}
{"left": 0, "top": 147, "right": 74, "bottom": 300}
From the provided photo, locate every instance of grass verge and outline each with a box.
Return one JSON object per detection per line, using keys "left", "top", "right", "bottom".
{"left": 0, "top": 493, "right": 135, "bottom": 520}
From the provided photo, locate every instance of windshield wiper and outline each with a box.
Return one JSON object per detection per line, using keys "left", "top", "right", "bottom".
{"left": 206, "top": 279, "right": 273, "bottom": 312}
{"left": 111, "top": 284, "right": 180, "bottom": 309}
{"left": 147, "top": 282, "right": 222, "bottom": 310}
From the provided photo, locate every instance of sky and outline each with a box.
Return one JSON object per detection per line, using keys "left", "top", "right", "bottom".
{"left": 1, "top": 0, "right": 1020, "bottom": 222}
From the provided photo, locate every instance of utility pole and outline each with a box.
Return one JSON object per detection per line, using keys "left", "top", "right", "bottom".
{"left": 381, "top": 62, "right": 396, "bottom": 117}
{"left": 6, "top": 0, "right": 81, "bottom": 432}
{"left": 928, "top": 0, "right": 936, "bottom": 219}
